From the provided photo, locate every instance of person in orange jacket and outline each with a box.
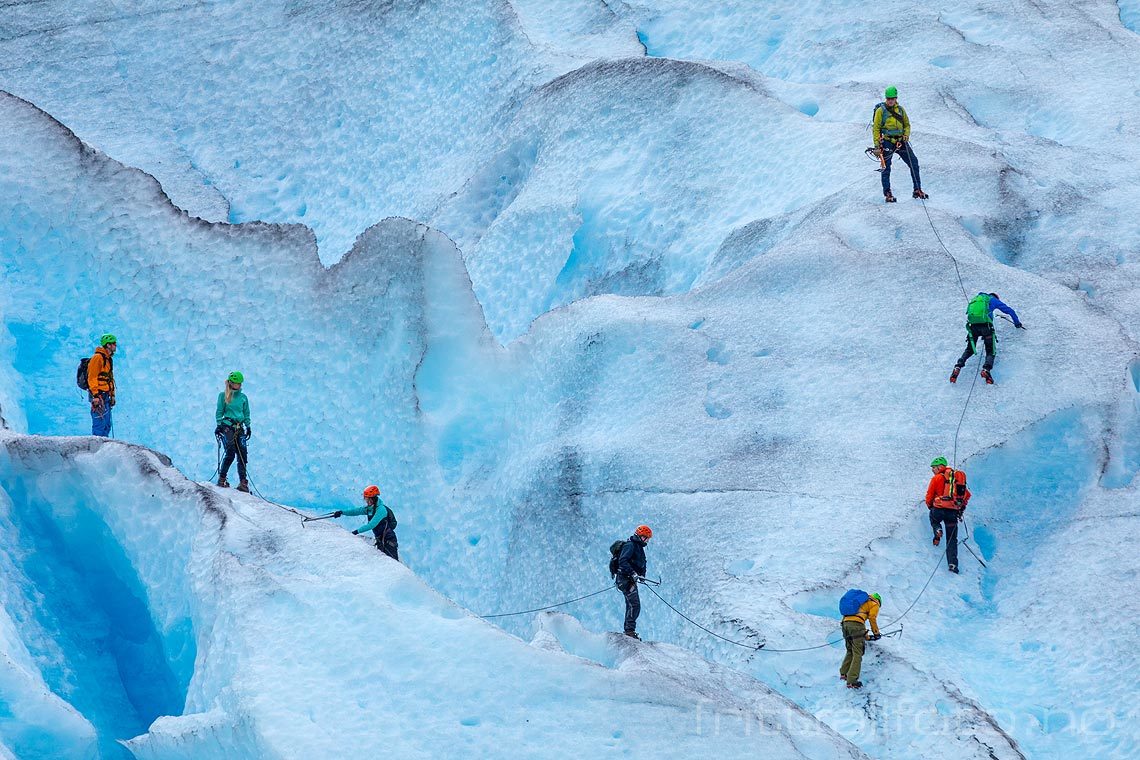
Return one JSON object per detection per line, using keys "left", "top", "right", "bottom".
{"left": 925, "top": 456, "right": 971, "bottom": 573}
{"left": 87, "top": 334, "right": 117, "bottom": 437}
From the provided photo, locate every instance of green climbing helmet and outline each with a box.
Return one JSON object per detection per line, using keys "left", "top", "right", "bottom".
{"left": 884, "top": 86, "right": 898, "bottom": 98}
{"left": 228, "top": 371, "right": 244, "bottom": 384}
{"left": 930, "top": 456, "right": 948, "bottom": 468}
{"left": 870, "top": 593, "right": 882, "bottom": 605}
{"left": 100, "top": 333, "right": 117, "bottom": 346}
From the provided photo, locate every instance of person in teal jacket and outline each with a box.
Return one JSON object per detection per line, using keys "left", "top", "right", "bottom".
{"left": 334, "top": 484, "right": 399, "bottom": 560}
{"left": 214, "top": 371, "right": 251, "bottom": 492}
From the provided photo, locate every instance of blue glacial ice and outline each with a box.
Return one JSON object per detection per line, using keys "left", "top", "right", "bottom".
{"left": 1, "top": 0, "right": 1140, "bottom": 758}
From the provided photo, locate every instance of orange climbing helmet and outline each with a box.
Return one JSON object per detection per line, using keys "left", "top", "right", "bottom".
{"left": 635, "top": 524, "right": 653, "bottom": 539}
{"left": 363, "top": 485, "right": 380, "bottom": 499}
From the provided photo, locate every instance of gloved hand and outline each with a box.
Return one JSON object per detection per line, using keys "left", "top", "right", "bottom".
{"left": 333, "top": 510, "right": 343, "bottom": 518}
{"left": 109, "top": 395, "right": 116, "bottom": 408}
{"left": 1015, "top": 323, "right": 1026, "bottom": 329}
{"left": 214, "top": 424, "right": 225, "bottom": 438}
{"left": 352, "top": 529, "right": 359, "bottom": 535}
{"left": 869, "top": 633, "right": 882, "bottom": 641}
{"left": 91, "top": 396, "right": 104, "bottom": 412}
{"left": 244, "top": 425, "right": 252, "bottom": 441}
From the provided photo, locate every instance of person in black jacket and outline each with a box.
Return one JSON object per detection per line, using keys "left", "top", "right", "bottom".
{"left": 615, "top": 525, "right": 652, "bottom": 640}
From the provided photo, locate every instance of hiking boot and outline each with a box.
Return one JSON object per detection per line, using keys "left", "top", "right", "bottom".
{"left": 884, "top": 192, "right": 897, "bottom": 203}
{"left": 913, "top": 189, "right": 929, "bottom": 199}
{"left": 948, "top": 564, "right": 959, "bottom": 574}
{"left": 847, "top": 680, "right": 863, "bottom": 689}
{"left": 839, "top": 674, "right": 847, "bottom": 680}
{"left": 949, "top": 367, "right": 960, "bottom": 383}
{"left": 624, "top": 631, "right": 641, "bottom": 640}
{"left": 933, "top": 528, "right": 943, "bottom": 547}
{"left": 217, "top": 477, "right": 230, "bottom": 488}
{"left": 237, "top": 480, "right": 250, "bottom": 493}
{"left": 980, "top": 369, "right": 994, "bottom": 384}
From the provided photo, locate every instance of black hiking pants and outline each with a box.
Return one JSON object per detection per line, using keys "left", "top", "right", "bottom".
{"left": 880, "top": 139, "right": 922, "bottom": 195}
{"left": 617, "top": 575, "right": 640, "bottom": 634}
{"left": 956, "top": 322, "right": 996, "bottom": 371}
{"left": 372, "top": 525, "right": 399, "bottom": 561}
{"left": 929, "top": 507, "right": 960, "bottom": 568}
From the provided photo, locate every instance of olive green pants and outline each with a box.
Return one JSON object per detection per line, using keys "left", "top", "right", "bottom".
{"left": 839, "top": 621, "right": 867, "bottom": 681}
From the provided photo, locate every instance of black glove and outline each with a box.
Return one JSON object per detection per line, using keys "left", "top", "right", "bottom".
{"left": 244, "top": 425, "right": 252, "bottom": 441}
{"left": 333, "top": 510, "right": 343, "bottom": 518}
{"left": 351, "top": 529, "right": 359, "bottom": 535}
{"left": 214, "top": 424, "right": 225, "bottom": 438}
{"left": 870, "top": 633, "right": 882, "bottom": 641}
{"left": 1015, "top": 323, "right": 1026, "bottom": 329}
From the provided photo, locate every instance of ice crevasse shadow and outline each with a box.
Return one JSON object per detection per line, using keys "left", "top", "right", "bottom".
{"left": 0, "top": 452, "right": 194, "bottom": 760}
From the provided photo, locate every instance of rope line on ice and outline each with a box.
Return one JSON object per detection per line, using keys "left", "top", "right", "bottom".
{"left": 918, "top": 192, "right": 990, "bottom": 570}
{"left": 478, "top": 551, "right": 941, "bottom": 653}
{"left": 478, "top": 587, "right": 616, "bottom": 618}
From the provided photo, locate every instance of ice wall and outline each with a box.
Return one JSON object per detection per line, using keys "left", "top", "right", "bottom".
{"left": 0, "top": 0, "right": 639, "bottom": 260}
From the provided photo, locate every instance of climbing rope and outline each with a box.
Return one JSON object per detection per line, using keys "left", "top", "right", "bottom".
{"left": 951, "top": 360, "right": 981, "bottom": 468}
{"left": 642, "top": 583, "right": 765, "bottom": 651}
{"left": 479, "top": 586, "right": 616, "bottom": 619}
{"left": 920, "top": 197, "right": 970, "bottom": 300}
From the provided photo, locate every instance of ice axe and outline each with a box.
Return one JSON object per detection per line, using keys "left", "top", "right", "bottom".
{"left": 301, "top": 512, "right": 339, "bottom": 527}
{"left": 865, "top": 145, "right": 886, "bottom": 172}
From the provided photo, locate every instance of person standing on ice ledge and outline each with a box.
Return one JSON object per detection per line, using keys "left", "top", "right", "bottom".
{"left": 85, "top": 333, "right": 117, "bottom": 437}
{"left": 839, "top": 590, "right": 881, "bottom": 689}
{"left": 925, "top": 457, "right": 971, "bottom": 573}
{"left": 215, "top": 371, "right": 251, "bottom": 493}
{"left": 872, "top": 86, "right": 928, "bottom": 203}
{"left": 613, "top": 525, "right": 652, "bottom": 640}
{"left": 332, "top": 485, "right": 399, "bottom": 560}
{"left": 950, "top": 292, "right": 1024, "bottom": 385}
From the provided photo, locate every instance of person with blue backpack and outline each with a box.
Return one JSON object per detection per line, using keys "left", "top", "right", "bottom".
{"left": 872, "top": 86, "right": 928, "bottom": 203}
{"left": 950, "top": 292, "right": 1025, "bottom": 385}
{"left": 839, "top": 589, "right": 882, "bottom": 689}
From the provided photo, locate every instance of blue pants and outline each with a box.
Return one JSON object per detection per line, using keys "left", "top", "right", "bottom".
{"left": 90, "top": 392, "right": 112, "bottom": 437}
{"left": 219, "top": 428, "right": 248, "bottom": 482}
{"left": 880, "top": 140, "right": 922, "bottom": 195}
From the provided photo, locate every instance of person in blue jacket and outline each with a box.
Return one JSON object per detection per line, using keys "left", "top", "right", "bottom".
{"left": 950, "top": 292, "right": 1025, "bottom": 384}
{"left": 333, "top": 484, "right": 399, "bottom": 561}
{"left": 615, "top": 525, "right": 652, "bottom": 640}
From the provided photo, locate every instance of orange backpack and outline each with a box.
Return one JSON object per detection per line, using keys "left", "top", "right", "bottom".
{"left": 941, "top": 468, "right": 968, "bottom": 506}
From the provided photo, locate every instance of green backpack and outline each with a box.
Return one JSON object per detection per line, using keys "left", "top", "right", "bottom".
{"left": 966, "top": 294, "right": 992, "bottom": 325}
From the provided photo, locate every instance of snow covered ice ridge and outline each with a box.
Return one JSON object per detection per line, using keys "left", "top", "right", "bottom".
{"left": 0, "top": 433, "right": 865, "bottom": 760}
{"left": 1, "top": 0, "right": 1140, "bottom": 758}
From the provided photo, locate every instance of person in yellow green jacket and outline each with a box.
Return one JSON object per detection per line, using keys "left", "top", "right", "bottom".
{"left": 839, "top": 590, "right": 882, "bottom": 689}
{"left": 872, "top": 86, "right": 928, "bottom": 203}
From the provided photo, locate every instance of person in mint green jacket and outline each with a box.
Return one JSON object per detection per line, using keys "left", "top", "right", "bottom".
{"left": 214, "top": 371, "right": 251, "bottom": 492}
{"left": 333, "top": 484, "right": 399, "bottom": 560}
